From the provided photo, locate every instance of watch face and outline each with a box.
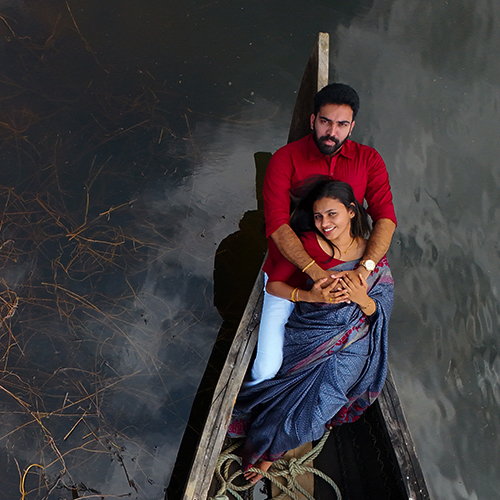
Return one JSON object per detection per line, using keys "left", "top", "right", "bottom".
{"left": 363, "top": 260, "right": 375, "bottom": 271}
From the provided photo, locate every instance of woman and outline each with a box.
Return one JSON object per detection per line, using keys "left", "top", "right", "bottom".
{"left": 228, "top": 177, "right": 394, "bottom": 483}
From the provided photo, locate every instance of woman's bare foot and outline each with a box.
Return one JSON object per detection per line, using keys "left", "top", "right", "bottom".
{"left": 244, "top": 460, "right": 273, "bottom": 484}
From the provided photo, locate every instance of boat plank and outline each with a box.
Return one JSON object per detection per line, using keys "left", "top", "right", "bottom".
{"left": 183, "top": 272, "right": 263, "bottom": 500}
{"left": 288, "top": 32, "right": 329, "bottom": 143}
{"left": 378, "top": 367, "right": 431, "bottom": 499}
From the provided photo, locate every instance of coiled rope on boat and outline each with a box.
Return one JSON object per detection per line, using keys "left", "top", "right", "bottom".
{"left": 209, "top": 430, "right": 342, "bottom": 500}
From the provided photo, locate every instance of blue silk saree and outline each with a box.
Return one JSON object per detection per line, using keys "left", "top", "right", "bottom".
{"left": 228, "top": 257, "right": 394, "bottom": 470}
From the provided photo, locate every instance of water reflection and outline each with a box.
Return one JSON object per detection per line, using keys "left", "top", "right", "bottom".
{"left": 0, "top": 8, "right": 222, "bottom": 497}
{"left": 0, "top": 2, "right": 288, "bottom": 496}
{"left": 1, "top": 0, "right": 499, "bottom": 498}
{"left": 332, "top": 1, "right": 500, "bottom": 498}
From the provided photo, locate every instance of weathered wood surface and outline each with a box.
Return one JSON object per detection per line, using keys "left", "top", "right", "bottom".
{"left": 288, "top": 32, "right": 329, "bottom": 143}
{"left": 182, "top": 272, "right": 263, "bottom": 500}
{"left": 378, "top": 367, "right": 431, "bottom": 499}
{"left": 270, "top": 442, "right": 315, "bottom": 500}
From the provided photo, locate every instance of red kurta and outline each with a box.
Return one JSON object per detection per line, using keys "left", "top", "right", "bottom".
{"left": 262, "top": 134, "right": 396, "bottom": 277}
{"left": 266, "top": 232, "right": 343, "bottom": 288}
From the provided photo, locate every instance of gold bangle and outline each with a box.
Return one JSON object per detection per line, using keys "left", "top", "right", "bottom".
{"left": 291, "top": 287, "right": 298, "bottom": 302}
{"left": 296, "top": 289, "right": 300, "bottom": 302}
{"left": 301, "top": 259, "right": 315, "bottom": 273}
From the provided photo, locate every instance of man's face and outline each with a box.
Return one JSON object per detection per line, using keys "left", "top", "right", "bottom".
{"left": 310, "top": 104, "right": 355, "bottom": 156}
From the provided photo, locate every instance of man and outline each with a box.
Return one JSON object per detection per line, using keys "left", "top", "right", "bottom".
{"left": 249, "top": 83, "right": 397, "bottom": 385}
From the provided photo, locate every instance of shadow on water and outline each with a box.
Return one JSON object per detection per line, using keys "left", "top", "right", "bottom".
{"left": 165, "top": 152, "right": 269, "bottom": 499}
{"left": 0, "top": 6, "right": 211, "bottom": 499}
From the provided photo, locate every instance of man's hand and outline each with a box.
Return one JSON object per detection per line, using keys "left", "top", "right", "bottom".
{"left": 334, "top": 266, "right": 370, "bottom": 285}
{"left": 307, "top": 264, "right": 337, "bottom": 285}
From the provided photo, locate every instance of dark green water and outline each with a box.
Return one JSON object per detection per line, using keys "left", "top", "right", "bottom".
{"left": 1, "top": 1, "right": 499, "bottom": 499}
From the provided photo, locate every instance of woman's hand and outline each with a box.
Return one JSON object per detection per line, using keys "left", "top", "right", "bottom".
{"left": 340, "top": 274, "right": 368, "bottom": 304}
{"left": 340, "top": 274, "right": 376, "bottom": 315}
{"left": 307, "top": 277, "right": 349, "bottom": 304}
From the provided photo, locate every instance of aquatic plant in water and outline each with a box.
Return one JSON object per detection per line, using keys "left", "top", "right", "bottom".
{"left": 0, "top": 4, "right": 205, "bottom": 498}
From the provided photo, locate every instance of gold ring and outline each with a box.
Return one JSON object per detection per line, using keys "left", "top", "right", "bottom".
{"left": 329, "top": 297, "right": 333, "bottom": 302}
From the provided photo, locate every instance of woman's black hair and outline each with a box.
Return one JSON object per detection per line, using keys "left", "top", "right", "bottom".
{"left": 290, "top": 176, "right": 370, "bottom": 259}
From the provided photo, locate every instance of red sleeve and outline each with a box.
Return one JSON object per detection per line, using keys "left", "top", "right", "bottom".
{"left": 266, "top": 234, "right": 309, "bottom": 287}
{"left": 263, "top": 146, "right": 294, "bottom": 238}
{"left": 266, "top": 233, "right": 342, "bottom": 287}
{"left": 364, "top": 149, "right": 397, "bottom": 225}
{"left": 266, "top": 251, "right": 299, "bottom": 284}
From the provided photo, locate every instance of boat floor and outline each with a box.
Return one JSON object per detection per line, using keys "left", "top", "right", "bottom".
{"left": 208, "top": 401, "right": 408, "bottom": 500}
{"left": 313, "top": 403, "right": 408, "bottom": 500}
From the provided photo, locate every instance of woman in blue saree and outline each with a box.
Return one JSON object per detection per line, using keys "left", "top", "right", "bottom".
{"left": 228, "top": 177, "right": 394, "bottom": 483}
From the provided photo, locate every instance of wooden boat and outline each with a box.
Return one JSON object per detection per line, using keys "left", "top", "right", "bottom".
{"left": 168, "top": 33, "right": 430, "bottom": 500}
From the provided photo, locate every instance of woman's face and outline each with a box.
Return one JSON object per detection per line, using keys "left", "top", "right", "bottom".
{"left": 313, "top": 196, "right": 354, "bottom": 242}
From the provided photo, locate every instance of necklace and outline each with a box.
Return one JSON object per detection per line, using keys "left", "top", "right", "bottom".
{"left": 343, "top": 237, "right": 356, "bottom": 254}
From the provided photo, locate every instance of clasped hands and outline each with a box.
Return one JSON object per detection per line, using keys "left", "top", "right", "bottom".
{"left": 308, "top": 269, "right": 369, "bottom": 305}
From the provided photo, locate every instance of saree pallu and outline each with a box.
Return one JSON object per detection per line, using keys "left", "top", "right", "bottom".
{"left": 228, "top": 257, "right": 394, "bottom": 471}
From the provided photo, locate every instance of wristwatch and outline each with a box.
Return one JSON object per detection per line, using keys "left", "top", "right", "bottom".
{"left": 360, "top": 259, "right": 375, "bottom": 272}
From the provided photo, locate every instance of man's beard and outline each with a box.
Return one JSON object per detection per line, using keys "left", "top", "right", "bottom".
{"left": 313, "top": 131, "right": 348, "bottom": 156}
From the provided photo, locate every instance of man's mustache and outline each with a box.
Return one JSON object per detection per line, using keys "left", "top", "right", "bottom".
{"left": 319, "top": 135, "right": 339, "bottom": 143}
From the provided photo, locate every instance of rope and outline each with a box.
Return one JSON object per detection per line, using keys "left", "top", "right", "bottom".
{"left": 208, "top": 431, "right": 342, "bottom": 500}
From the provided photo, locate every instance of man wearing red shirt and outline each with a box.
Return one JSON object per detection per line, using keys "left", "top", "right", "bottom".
{"left": 249, "top": 83, "right": 397, "bottom": 385}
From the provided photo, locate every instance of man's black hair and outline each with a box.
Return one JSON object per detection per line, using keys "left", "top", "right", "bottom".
{"left": 313, "top": 83, "right": 360, "bottom": 119}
